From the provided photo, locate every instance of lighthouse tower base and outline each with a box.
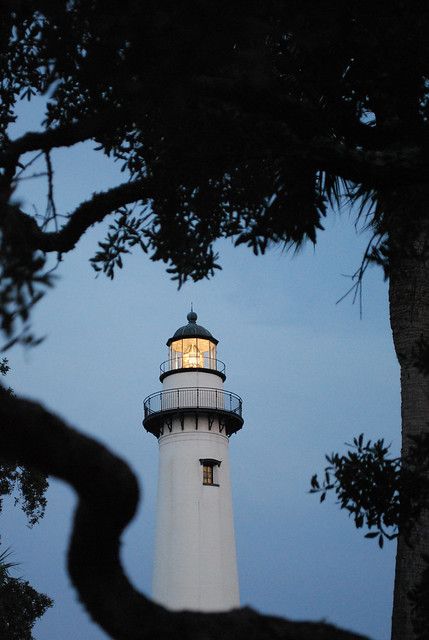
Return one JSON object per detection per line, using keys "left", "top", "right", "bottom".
{"left": 152, "top": 420, "right": 239, "bottom": 611}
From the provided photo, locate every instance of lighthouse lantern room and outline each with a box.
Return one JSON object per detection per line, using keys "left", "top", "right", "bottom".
{"left": 143, "top": 311, "right": 243, "bottom": 611}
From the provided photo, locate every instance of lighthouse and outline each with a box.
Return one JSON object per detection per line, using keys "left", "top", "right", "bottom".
{"left": 143, "top": 310, "right": 243, "bottom": 612}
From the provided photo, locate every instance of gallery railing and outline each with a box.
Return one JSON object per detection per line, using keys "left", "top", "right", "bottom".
{"left": 143, "top": 387, "right": 242, "bottom": 418}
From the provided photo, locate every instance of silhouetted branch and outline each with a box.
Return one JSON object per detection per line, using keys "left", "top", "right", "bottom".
{"left": 275, "top": 135, "right": 425, "bottom": 187}
{"left": 1, "top": 107, "right": 137, "bottom": 166}
{"left": 4, "top": 178, "right": 154, "bottom": 254}
{"left": 0, "top": 389, "right": 369, "bottom": 640}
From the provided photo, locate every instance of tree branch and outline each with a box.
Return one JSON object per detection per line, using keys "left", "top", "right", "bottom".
{"left": 0, "top": 107, "right": 139, "bottom": 165}
{"left": 0, "top": 389, "right": 369, "bottom": 640}
{"left": 284, "top": 136, "right": 427, "bottom": 187}
{"left": 5, "top": 178, "right": 154, "bottom": 254}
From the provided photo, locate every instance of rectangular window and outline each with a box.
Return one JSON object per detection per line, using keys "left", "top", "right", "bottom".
{"left": 200, "top": 458, "right": 221, "bottom": 486}
{"left": 202, "top": 464, "right": 214, "bottom": 485}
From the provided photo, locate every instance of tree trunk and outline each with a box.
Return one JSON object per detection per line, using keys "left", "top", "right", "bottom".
{"left": 388, "top": 195, "right": 429, "bottom": 640}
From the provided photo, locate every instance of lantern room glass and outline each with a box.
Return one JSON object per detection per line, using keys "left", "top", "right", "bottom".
{"left": 169, "top": 338, "right": 217, "bottom": 370}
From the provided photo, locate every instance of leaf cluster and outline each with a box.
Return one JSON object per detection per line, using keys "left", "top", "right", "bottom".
{"left": 90, "top": 207, "right": 149, "bottom": 279}
{"left": 0, "top": 209, "right": 54, "bottom": 347}
{"left": 0, "top": 462, "right": 48, "bottom": 527}
{"left": 310, "top": 433, "right": 429, "bottom": 548}
{"left": 0, "top": 548, "right": 52, "bottom": 640}
{"left": 0, "top": 360, "right": 48, "bottom": 526}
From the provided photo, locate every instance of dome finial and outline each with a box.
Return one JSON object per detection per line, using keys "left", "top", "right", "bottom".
{"left": 187, "top": 304, "right": 197, "bottom": 323}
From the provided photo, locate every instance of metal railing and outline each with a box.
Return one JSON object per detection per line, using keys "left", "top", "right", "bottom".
{"left": 143, "top": 387, "right": 242, "bottom": 418}
{"left": 159, "top": 358, "right": 226, "bottom": 376}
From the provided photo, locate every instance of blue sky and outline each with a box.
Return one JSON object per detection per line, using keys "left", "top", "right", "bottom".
{"left": 2, "top": 98, "right": 399, "bottom": 639}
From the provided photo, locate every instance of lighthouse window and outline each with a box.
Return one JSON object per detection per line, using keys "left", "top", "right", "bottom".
{"left": 203, "top": 465, "right": 214, "bottom": 485}
{"left": 200, "top": 458, "right": 221, "bottom": 486}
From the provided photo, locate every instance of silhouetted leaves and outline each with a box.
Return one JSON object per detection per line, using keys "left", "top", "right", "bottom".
{"left": 0, "top": 360, "right": 48, "bottom": 526}
{"left": 0, "top": 209, "right": 54, "bottom": 347}
{"left": 310, "top": 434, "right": 429, "bottom": 545}
{"left": 0, "top": 548, "right": 52, "bottom": 640}
{"left": 90, "top": 208, "right": 149, "bottom": 280}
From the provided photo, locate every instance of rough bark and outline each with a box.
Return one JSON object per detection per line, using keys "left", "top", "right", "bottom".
{"left": 0, "top": 389, "right": 369, "bottom": 640}
{"left": 388, "top": 190, "right": 429, "bottom": 640}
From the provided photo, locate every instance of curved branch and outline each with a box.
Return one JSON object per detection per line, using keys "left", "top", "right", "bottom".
{"left": 1, "top": 107, "right": 139, "bottom": 165}
{"left": 6, "top": 178, "right": 154, "bottom": 254}
{"left": 0, "top": 106, "right": 141, "bottom": 206}
{"left": 0, "top": 389, "right": 369, "bottom": 640}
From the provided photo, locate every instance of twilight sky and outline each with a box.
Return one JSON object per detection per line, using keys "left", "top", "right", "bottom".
{"left": 2, "top": 98, "right": 399, "bottom": 639}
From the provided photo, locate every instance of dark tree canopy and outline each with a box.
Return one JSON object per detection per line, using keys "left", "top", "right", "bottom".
{"left": 1, "top": 1, "right": 429, "bottom": 342}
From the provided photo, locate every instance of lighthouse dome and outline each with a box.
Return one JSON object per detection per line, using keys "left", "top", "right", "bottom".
{"left": 167, "top": 311, "right": 218, "bottom": 346}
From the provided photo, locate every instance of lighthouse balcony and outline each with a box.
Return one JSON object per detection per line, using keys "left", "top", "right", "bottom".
{"left": 143, "top": 387, "right": 243, "bottom": 437}
{"left": 159, "top": 358, "right": 226, "bottom": 382}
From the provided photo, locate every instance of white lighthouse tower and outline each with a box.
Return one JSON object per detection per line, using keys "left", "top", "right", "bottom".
{"left": 143, "top": 310, "right": 243, "bottom": 612}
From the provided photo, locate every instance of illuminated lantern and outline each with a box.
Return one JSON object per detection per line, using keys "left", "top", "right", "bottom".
{"left": 167, "top": 311, "right": 217, "bottom": 372}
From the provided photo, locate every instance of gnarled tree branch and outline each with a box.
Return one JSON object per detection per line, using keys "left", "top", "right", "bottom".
{"left": 0, "top": 106, "right": 140, "bottom": 166}
{"left": 0, "top": 388, "right": 369, "bottom": 640}
{"left": 4, "top": 178, "right": 154, "bottom": 254}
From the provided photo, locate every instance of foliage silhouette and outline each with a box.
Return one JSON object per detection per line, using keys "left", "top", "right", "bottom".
{"left": 311, "top": 434, "right": 429, "bottom": 547}
{"left": 0, "top": 359, "right": 51, "bottom": 636}
{"left": 0, "top": 547, "right": 52, "bottom": 640}
{"left": 1, "top": 359, "right": 48, "bottom": 526}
